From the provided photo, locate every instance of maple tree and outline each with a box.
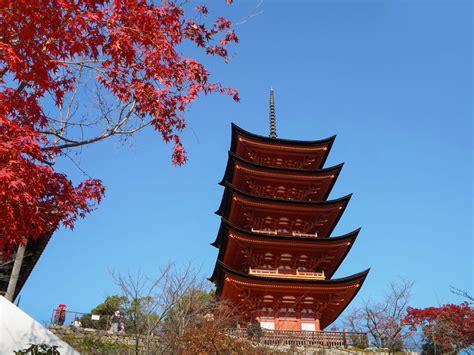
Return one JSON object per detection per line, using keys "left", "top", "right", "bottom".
{"left": 0, "top": 0, "right": 238, "bottom": 254}
{"left": 403, "top": 302, "right": 474, "bottom": 354}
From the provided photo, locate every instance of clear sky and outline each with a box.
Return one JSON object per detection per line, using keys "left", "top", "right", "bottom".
{"left": 20, "top": 0, "right": 472, "bottom": 326}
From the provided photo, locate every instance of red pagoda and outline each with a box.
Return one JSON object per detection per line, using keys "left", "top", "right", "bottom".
{"left": 210, "top": 90, "right": 369, "bottom": 332}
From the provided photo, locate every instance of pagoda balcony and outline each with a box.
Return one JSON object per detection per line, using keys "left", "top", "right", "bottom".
{"left": 248, "top": 267, "right": 326, "bottom": 280}
{"left": 227, "top": 328, "right": 368, "bottom": 348}
{"left": 251, "top": 228, "right": 318, "bottom": 238}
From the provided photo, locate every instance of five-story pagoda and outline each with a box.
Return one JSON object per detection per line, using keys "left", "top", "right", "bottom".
{"left": 210, "top": 90, "right": 369, "bottom": 332}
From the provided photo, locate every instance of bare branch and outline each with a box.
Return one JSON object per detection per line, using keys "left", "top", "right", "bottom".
{"left": 344, "top": 279, "right": 414, "bottom": 352}
{"left": 45, "top": 100, "right": 137, "bottom": 150}
{"left": 451, "top": 286, "right": 474, "bottom": 303}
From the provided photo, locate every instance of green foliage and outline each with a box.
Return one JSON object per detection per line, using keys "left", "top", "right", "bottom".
{"left": 14, "top": 344, "right": 60, "bottom": 355}
{"left": 80, "top": 295, "right": 127, "bottom": 329}
{"left": 91, "top": 295, "right": 128, "bottom": 316}
{"left": 61, "top": 334, "right": 131, "bottom": 352}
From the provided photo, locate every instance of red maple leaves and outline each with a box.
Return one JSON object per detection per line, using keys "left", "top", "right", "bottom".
{"left": 0, "top": 0, "right": 238, "bottom": 255}
{"left": 403, "top": 302, "right": 474, "bottom": 352}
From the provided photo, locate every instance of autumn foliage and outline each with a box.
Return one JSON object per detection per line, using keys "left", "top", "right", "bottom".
{"left": 0, "top": 0, "right": 238, "bottom": 254}
{"left": 403, "top": 302, "right": 474, "bottom": 353}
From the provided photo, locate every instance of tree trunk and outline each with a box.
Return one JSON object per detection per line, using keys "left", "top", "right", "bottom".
{"left": 5, "top": 244, "right": 26, "bottom": 302}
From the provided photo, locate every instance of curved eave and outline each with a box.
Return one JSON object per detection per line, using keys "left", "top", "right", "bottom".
{"left": 219, "top": 152, "right": 343, "bottom": 201}
{"left": 220, "top": 151, "right": 344, "bottom": 183}
{"left": 213, "top": 261, "right": 369, "bottom": 295}
{"left": 211, "top": 218, "right": 360, "bottom": 249}
{"left": 215, "top": 183, "right": 352, "bottom": 216}
{"left": 209, "top": 220, "right": 359, "bottom": 280}
{"left": 230, "top": 123, "right": 337, "bottom": 149}
{"left": 230, "top": 123, "right": 336, "bottom": 168}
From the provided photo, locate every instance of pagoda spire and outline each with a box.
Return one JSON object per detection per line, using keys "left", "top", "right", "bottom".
{"left": 269, "top": 88, "right": 277, "bottom": 138}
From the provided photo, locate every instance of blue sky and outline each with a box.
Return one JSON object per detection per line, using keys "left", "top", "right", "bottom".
{"left": 20, "top": 0, "right": 472, "bottom": 325}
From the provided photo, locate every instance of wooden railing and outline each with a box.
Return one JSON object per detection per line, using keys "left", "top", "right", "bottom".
{"left": 251, "top": 228, "right": 278, "bottom": 235}
{"left": 248, "top": 268, "right": 325, "bottom": 279}
{"left": 292, "top": 231, "right": 318, "bottom": 238}
{"left": 226, "top": 328, "right": 368, "bottom": 348}
{"left": 249, "top": 229, "right": 318, "bottom": 238}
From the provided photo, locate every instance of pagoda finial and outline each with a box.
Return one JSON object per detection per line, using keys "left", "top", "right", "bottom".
{"left": 269, "top": 88, "right": 277, "bottom": 138}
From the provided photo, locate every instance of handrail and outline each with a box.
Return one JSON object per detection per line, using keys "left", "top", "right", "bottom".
{"left": 226, "top": 328, "right": 368, "bottom": 348}
{"left": 292, "top": 231, "right": 318, "bottom": 237}
{"left": 251, "top": 228, "right": 278, "bottom": 235}
{"left": 248, "top": 268, "right": 325, "bottom": 279}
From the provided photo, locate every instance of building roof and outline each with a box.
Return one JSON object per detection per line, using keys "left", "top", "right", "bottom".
{"left": 230, "top": 124, "right": 336, "bottom": 170}
{"left": 231, "top": 123, "right": 337, "bottom": 149}
{"left": 211, "top": 218, "right": 360, "bottom": 249}
{"left": 215, "top": 183, "right": 351, "bottom": 238}
{"left": 213, "top": 262, "right": 369, "bottom": 329}
{"left": 219, "top": 152, "right": 343, "bottom": 202}
{"left": 209, "top": 221, "right": 359, "bottom": 280}
{"left": 216, "top": 183, "right": 352, "bottom": 214}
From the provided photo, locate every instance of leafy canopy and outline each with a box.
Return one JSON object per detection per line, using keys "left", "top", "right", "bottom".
{"left": 0, "top": 0, "right": 238, "bottom": 254}
{"left": 403, "top": 302, "right": 474, "bottom": 353}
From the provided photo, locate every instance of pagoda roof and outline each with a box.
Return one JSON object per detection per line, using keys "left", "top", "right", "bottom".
{"left": 211, "top": 218, "right": 359, "bottom": 249}
{"left": 213, "top": 261, "right": 369, "bottom": 291}
{"left": 219, "top": 152, "right": 343, "bottom": 201}
{"left": 216, "top": 183, "right": 351, "bottom": 238}
{"left": 223, "top": 151, "right": 344, "bottom": 176}
{"left": 213, "top": 262, "right": 369, "bottom": 329}
{"left": 216, "top": 183, "right": 351, "bottom": 214}
{"left": 231, "top": 123, "right": 336, "bottom": 150}
{"left": 209, "top": 220, "right": 359, "bottom": 280}
{"left": 230, "top": 124, "right": 336, "bottom": 170}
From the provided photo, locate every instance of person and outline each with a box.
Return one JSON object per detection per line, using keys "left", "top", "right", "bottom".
{"left": 71, "top": 317, "right": 82, "bottom": 328}
{"left": 54, "top": 304, "right": 67, "bottom": 326}
{"left": 110, "top": 310, "right": 122, "bottom": 333}
{"left": 118, "top": 321, "right": 126, "bottom": 335}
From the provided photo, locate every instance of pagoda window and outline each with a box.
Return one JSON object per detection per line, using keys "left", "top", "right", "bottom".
{"left": 282, "top": 296, "right": 296, "bottom": 303}
{"left": 280, "top": 253, "right": 293, "bottom": 262}
{"left": 303, "top": 297, "right": 315, "bottom": 305}
{"left": 294, "top": 218, "right": 304, "bottom": 228}
{"left": 276, "top": 185, "right": 286, "bottom": 195}
{"left": 263, "top": 252, "right": 273, "bottom": 260}
{"left": 301, "top": 308, "right": 316, "bottom": 321}
{"left": 263, "top": 295, "right": 274, "bottom": 302}
{"left": 299, "top": 254, "right": 309, "bottom": 262}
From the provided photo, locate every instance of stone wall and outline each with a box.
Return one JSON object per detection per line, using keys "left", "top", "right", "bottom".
{"left": 48, "top": 325, "right": 160, "bottom": 354}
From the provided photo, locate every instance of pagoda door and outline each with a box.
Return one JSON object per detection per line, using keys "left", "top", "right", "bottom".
{"left": 301, "top": 322, "right": 316, "bottom": 331}
{"left": 260, "top": 320, "right": 275, "bottom": 330}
